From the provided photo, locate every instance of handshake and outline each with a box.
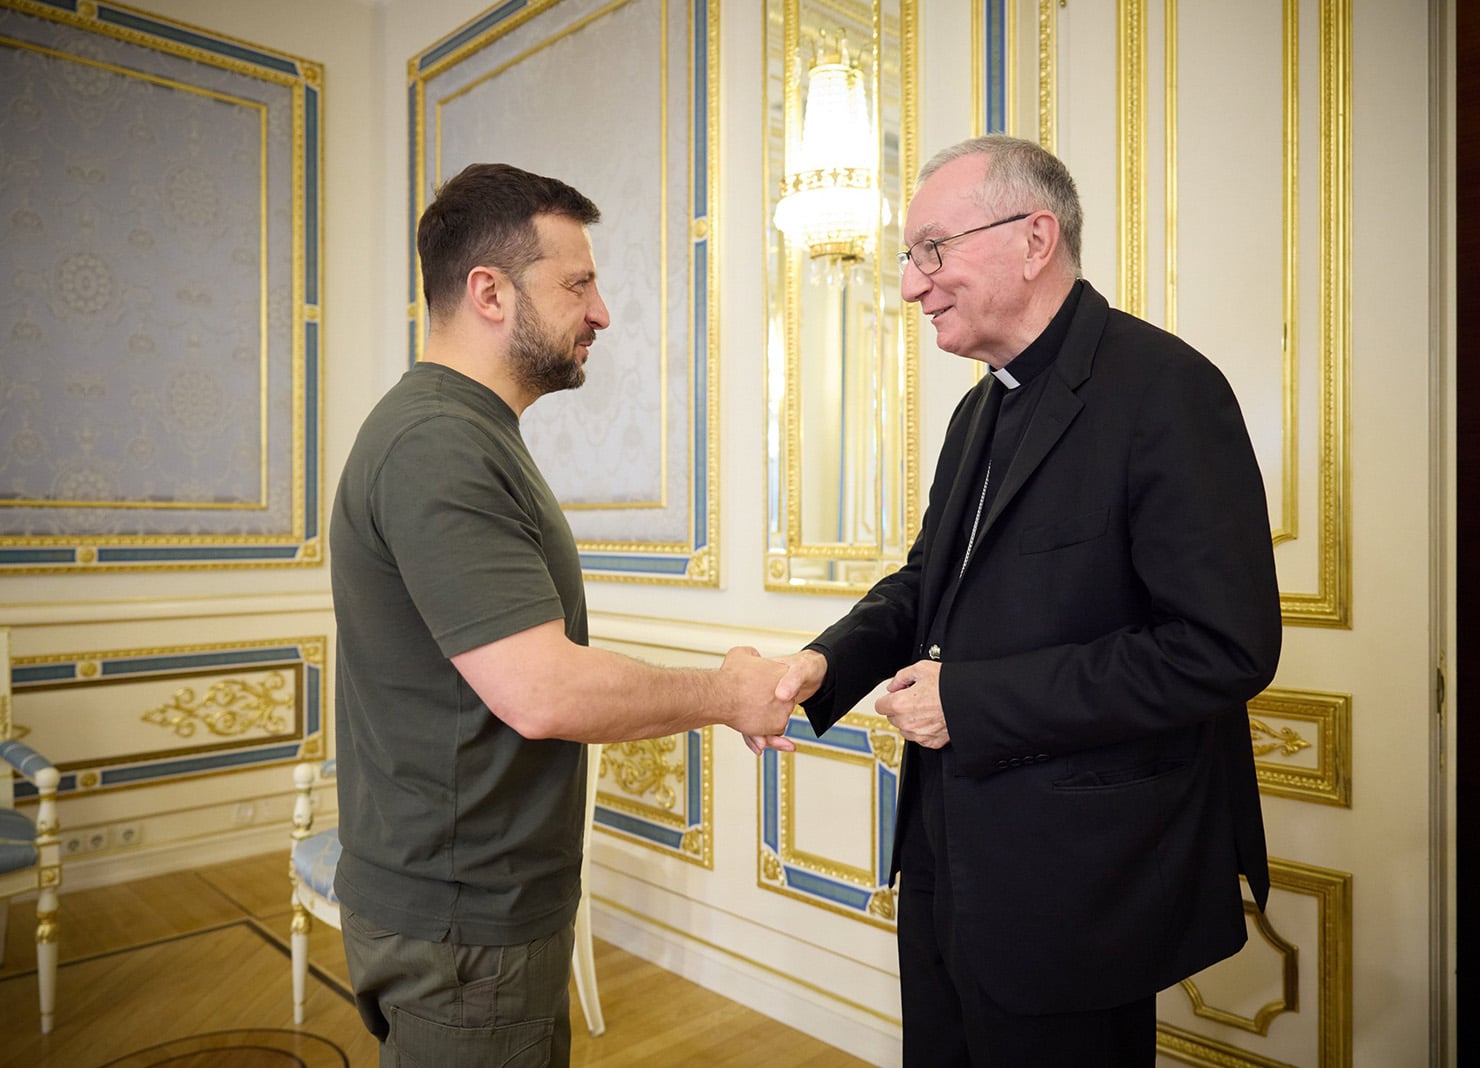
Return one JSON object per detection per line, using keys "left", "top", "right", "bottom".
{"left": 712, "top": 646, "right": 827, "bottom": 753}
{"left": 713, "top": 647, "right": 951, "bottom": 754}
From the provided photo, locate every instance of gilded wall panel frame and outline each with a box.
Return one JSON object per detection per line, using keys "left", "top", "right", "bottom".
{"left": 1155, "top": 0, "right": 1352, "bottom": 627}
{"left": 594, "top": 727, "right": 712, "bottom": 868}
{"left": 998, "top": 0, "right": 1350, "bottom": 626}
{"left": 758, "top": 711, "right": 900, "bottom": 928}
{"left": 0, "top": 0, "right": 324, "bottom": 572}
{"left": 1249, "top": 686, "right": 1351, "bottom": 807}
{"left": 971, "top": 0, "right": 1012, "bottom": 138}
{"left": 407, "top": 0, "right": 719, "bottom": 585}
{"left": 1158, "top": 858, "right": 1352, "bottom": 1068}
{"left": 6, "top": 636, "right": 326, "bottom": 798}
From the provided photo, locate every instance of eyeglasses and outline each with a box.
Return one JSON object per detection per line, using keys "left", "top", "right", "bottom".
{"left": 896, "top": 212, "right": 1033, "bottom": 274}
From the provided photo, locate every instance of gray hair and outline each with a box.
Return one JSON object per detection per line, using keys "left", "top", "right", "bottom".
{"left": 917, "top": 135, "right": 1083, "bottom": 274}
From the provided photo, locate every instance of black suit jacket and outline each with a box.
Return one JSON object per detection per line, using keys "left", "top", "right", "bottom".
{"left": 804, "top": 282, "right": 1282, "bottom": 1015}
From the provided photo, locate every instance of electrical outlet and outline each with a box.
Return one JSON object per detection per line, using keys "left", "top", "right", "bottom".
{"left": 233, "top": 802, "right": 256, "bottom": 825}
{"left": 59, "top": 828, "right": 105, "bottom": 856}
{"left": 115, "top": 822, "right": 142, "bottom": 848}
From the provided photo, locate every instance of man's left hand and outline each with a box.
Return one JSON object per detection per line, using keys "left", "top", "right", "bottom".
{"left": 877, "top": 660, "right": 950, "bottom": 748}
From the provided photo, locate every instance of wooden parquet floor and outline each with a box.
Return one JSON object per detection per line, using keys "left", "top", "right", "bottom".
{"left": 0, "top": 850, "right": 869, "bottom": 1067}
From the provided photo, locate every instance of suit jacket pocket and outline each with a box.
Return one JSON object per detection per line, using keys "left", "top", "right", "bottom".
{"left": 1020, "top": 507, "right": 1110, "bottom": 554}
{"left": 1051, "top": 759, "right": 1189, "bottom": 791}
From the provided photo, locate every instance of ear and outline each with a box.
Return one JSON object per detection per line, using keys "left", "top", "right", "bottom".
{"left": 1021, "top": 211, "right": 1061, "bottom": 281}
{"left": 466, "top": 264, "right": 513, "bottom": 325}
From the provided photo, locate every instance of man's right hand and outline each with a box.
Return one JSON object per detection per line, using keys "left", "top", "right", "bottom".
{"left": 739, "top": 648, "right": 828, "bottom": 754}
{"left": 716, "top": 646, "right": 796, "bottom": 739}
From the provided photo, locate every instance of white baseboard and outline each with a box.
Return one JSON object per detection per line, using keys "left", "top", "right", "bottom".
{"left": 47, "top": 825, "right": 286, "bottom": 895}
{"left": 591, "top": 902, "right": 902, "bottom": 1067}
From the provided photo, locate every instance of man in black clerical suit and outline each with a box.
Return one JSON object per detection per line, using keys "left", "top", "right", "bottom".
{"left": 749, "top": 135, "right": 1282, "bottom": 1066}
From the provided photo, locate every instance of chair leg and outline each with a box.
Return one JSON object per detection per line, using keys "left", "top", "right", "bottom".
{"left": 291, "top": 898, "right": 311, "bottom": 1025}
{"left": 571, "top": 890, "right": 604, "bottom": 1036}
{"left": 36, "top": 907, "right": 57, "bottom": 1035}
{"left": 572, "top": 742, "right": 605, "bottom": 1036}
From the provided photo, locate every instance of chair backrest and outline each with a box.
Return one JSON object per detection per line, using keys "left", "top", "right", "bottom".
{"left": 2, "top": 626, "right": 14, "bottom": 810}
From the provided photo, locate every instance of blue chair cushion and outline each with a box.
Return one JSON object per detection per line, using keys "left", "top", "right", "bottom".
{"left": 292, "top": 828, "right": 341, "bottom": 904}
{"left": 0, "top": 808, "right": 38, "bottom": 874}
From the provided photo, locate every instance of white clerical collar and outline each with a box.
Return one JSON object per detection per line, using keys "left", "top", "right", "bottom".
{"left": 990, "top": 366, "right": 1021, "bottom": 389}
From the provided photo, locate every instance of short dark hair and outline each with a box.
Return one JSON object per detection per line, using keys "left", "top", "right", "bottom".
{"left": 416, "top": 163, "right": 601, "bottom": 319}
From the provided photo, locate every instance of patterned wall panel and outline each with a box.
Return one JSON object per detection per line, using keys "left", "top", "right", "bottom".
{"left": 7, "top": 636, "right": 325, "bottom": 797}
{"left": 407, "top": 0, "right": 719, "bottom": 585}
{"left": 0, "top": 0, "right": 324, "bottom": 571}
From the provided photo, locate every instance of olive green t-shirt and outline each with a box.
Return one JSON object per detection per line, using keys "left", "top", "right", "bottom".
{"left": 330, "top": 362, "right": 587, "bottom": 945}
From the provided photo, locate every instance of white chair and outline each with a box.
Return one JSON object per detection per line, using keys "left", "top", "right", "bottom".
{"left": 0, "top": 626, "right": 63, "bottom": 1034}
{"left": 290, "top": 746, "right": 605, "bottom": 1035}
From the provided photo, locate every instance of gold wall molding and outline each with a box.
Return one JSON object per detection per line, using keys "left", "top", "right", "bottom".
{"left": 1278, "top": 0, "right": 1351, "bottom": 627}
{"left": 8, "top": 637, "right": 324, "bottom": 795}
{"left": 1038, "top": 0, "right": 1056, "bottom": 149}
{"left": 1180, "top": 901, "right": 1299, "bottom": 1036}
{"left": 1163, "top": 0, "right": 1177, "bottom": 334}
{"left": 1153, "top": 0, "right": 1349, "bottom": 625}
{"left": 970, "top": 1, "right": 1016, "bottom": 137}
{"left": 758, "top": 710, "right": 899, "bottom": 929}
{"left": 1118, "top": 0, "right": 1147, "bottom": 317}
{"left": 1159, "top": 857, "right": 1352, "bottom": 1068}
{"left": 1249, "top": 686, "right": 1351, "bottom": 807}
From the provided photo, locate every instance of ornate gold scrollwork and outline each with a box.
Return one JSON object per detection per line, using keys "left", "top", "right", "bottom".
{"left": 761, "top": 849, "right": 785, "bottom": 885}
{"left": 869, "top": 728, "right": 901, "bottom": 769}
{"left": 600, "top": 738, "right": 685, "bottom": 811}
{"left": 1249, "top": 717, "right": 1313, "bottom": 758}
{"left": 681, "top": 829, "right": 703, "bottom": 856}
{"left": 867, "top": 888, "right": 896, "bottom": 921}
{"left": 141, "top": 672, "right": 294, "bottom": 738}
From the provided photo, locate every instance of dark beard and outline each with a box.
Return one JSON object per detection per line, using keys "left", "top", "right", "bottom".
{"left": 509, "top": 294, "right": 586, "bottom": 397}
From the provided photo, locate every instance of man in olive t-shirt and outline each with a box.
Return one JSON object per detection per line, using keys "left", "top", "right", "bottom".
{"left": 330, "top": 164, "right": 793, "bottom": 1068}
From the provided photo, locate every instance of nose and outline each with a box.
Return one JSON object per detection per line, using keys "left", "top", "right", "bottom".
{"left": 588, "top": 284, "right": 611, "bottom": 330}
{"left": 900, "top": 259, "right": 929, "bottom": 304}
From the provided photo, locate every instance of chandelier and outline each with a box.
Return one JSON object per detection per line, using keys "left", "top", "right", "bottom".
{"left": 773, "top": 34, "right": 889, "bottom": 277}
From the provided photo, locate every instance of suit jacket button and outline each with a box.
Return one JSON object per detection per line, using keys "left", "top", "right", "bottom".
{"left": 1008, "top": 757, "right": 1022, "bottom": 768}
{"left": 1036, "top": 754, "right": 1050, "bottom": 763}
{"left": 927, "top": 644, "right": 941, "bottom": 660}
{"left": 996, "top": 759, "right": 1009, "bottom": 769}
